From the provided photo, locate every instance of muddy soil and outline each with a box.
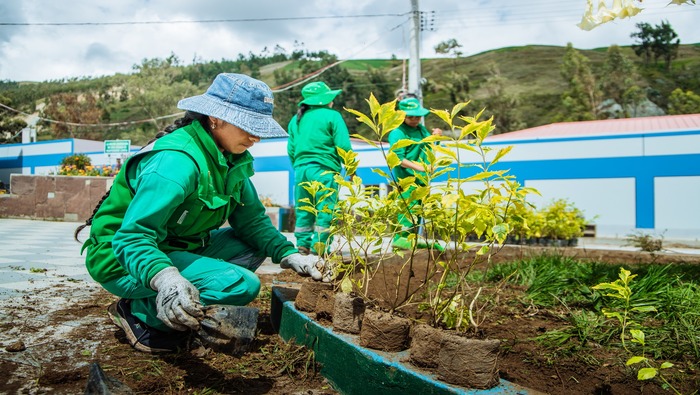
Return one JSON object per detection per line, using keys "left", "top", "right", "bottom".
{"left": 352, "top": 245, "right": 700, "bottom": 394}
{"left": 1, "top": 245, "right": 698, "bottom": 394}
{"left": 0, "top": 272, "right": 335, "bottom": 395}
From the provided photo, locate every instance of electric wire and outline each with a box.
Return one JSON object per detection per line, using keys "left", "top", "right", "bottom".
{"left": 0, "top": 17, "right": 412, "bottom": 130}
{"left": 0, "top": 13, "right": 407, "bottom": 26}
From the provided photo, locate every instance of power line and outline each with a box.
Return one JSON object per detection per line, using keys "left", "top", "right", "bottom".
{"left": 0, "top": 14, "right": 411, "bottom": 131}
{"left": 0, "top": 102, "right": 183, "bottom": 128}
{"left": 0, "top": 13, "right": 406, "bottom": 27}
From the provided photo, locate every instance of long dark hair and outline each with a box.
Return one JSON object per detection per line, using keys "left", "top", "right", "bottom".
{"left": 73, "top": 111, "right": 211, "bottom": 242}
{"left": 296, "top": 104, "right": 310, "bottom": 125}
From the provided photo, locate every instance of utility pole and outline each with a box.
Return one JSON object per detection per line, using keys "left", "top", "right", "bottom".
{"left": 408, "top": 0, "right": 422, "bottom": 100}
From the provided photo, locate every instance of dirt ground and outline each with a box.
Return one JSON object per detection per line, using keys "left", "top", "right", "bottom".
{"left": 359, "top": 245, "right": 700, "bottom": 395}
{"left": 0, "top": 271, "right": 335, "bottom": 395}
{"left": 1, "top": 245, "right": 699, "bottom": 394}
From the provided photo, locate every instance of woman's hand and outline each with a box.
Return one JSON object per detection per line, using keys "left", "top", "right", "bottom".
{"left": 150, "top": 267, "right": 204, "bottom": 331}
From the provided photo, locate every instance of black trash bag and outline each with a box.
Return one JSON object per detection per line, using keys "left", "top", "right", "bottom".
{"left": 196, "top": 305, "right": 259, "bottom": 354}
{"left": 84, "top": 362, "right": 133, "bottom": 395}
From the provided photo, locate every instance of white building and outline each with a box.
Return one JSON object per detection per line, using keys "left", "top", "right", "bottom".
{"left": 2, "top": 114, "right": 699, "bottom": 240}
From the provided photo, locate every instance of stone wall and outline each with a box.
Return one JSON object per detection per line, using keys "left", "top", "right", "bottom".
{"left": 0, "top": 175, "right": 113, "bottom": 222}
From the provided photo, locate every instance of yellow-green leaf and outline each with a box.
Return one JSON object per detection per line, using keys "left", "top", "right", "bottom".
{"left": 433, "top": 145, "right": 458, "bottom": 160}
{"left": 340, "top": 277, "right": 353, "bottom": 293}
{"left": 465, "top": 171, "right": 497, "bottom": 182}
{"left": 626, "top": 356, "right": 646, "bottom": 366}
{"left": 432, "top": 109, "right": 451, "bottom": 125}
{"left": 637, "top": 367, "right": 657, "bottom": 381}
{"left": 490, "top": 146, "right": 513, "bottom": 165}
{"left": 476, "top": 245, "right": 490, "bottom": 255}
{"left": 386, "top": 151, "right": 401, "bottom": 169}
{"left": 451, "top": 102, "right": 470, "bottom": 120}
{"left": 391, "top": 139, "right": 418, "bottom": 151}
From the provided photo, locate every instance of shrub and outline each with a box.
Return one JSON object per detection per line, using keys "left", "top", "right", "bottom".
{"left": 58, "top": 154, "right": 119, "bottom": 177}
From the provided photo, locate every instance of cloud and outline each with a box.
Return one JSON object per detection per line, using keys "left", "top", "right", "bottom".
{"left": 1, "top": 0, "right": 698, "bottom": 81}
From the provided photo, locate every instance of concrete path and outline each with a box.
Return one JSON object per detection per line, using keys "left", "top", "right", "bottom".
{"left": 0, "top": 218, "right": 285, "bottom": 301}
{"left": 1, "top": 218, "right": 698, "bottom": 300}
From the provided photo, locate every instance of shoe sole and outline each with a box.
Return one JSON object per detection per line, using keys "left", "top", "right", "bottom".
{"left": 107, "top": 301, "right": 172, "bottom": 354}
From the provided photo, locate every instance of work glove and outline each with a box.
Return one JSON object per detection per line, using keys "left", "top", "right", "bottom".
{"left": 280, "top": 253, "right": 324, "bottom": 281}
{"left": 150, "top": 266, "right": 204, "bottom": 331}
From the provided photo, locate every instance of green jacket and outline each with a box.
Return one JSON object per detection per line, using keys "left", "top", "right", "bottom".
{"left": 287, "top": 106, "right": 352, "bottom": 173}
{"left": 83, "top": 120, "right": 295, "bottom": 288}
{"left": 388, "top": 122, "right": 432, "bottom": 181}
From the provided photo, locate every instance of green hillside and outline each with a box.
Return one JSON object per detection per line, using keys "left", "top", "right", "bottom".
{"left": 1, "top": 43, "right": 699, "bottom": 145}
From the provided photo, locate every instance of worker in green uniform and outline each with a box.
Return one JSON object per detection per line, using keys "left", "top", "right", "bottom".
{"left": 388, "top": 97, "right": 444, "bottom": 251}
{"left": 287, "top": 81, "right": 352, "bottom": 256}
{"left": 76, "top": 73, "right": 325, "bottom": 354}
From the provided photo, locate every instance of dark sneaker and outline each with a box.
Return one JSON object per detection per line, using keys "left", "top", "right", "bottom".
{"left": 297, "top": 246, "right": 311, "bottom": 255}
{"left": 107, "top": 298, "right": 188, "bottom": 354}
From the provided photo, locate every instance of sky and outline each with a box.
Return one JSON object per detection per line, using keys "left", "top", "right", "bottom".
{"left": 1, "top": 0, "right": 699, "bottom": 82}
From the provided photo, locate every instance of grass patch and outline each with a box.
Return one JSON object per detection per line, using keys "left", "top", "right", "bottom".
{"left": 470, "top": 253, "right": 700, "bottom": 364}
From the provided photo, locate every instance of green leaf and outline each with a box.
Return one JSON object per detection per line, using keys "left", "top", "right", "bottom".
{"left": 398, "top": 177, "right": 416, "bottom": 190}
{"left": 452, "top": 141, "right": 481, "bottom": 154}
{"left": 476, "top": 245, "right": 490, "bottom": 255}
{"left": 372, "top": 168, "right": 391, "bottom": 179}
{"left": 340, "top": 277, "right": 353, "bottom": 293}
{"left": 391, "top": 139, "right": 418, "bottom": 150}
{"left": 351, "top": 134, "right": 380, "bottom": 148}
{"left": 659, "top": 362, "right": 674, "bottom": 369}
{"left": 464, "top": 171, "right": 498, "bottom": 182}
{"left": 451, "top": 102, "right": 470, "bottom": 120}
{"left": 441, "top": 194, "right": 459, "bottom": 207}
{"left": 492, "top": 223, "right": 509, "bottom": 243}
{"left": 345, "top": 108, "right": 377, "bottom": 132}
{"left": 432, "top": 109, "right": 451, "bottom": 125}
{"left": 631, "top": 305, "right": 657, "bottom": 313}
{"left": 386, "top": 151, "right": 401, "bottom": 169}
{"left": 626, "top": 356, "right": 646, "bottom": 366}
{"left": 630, "top": 329, "right": 645, "bottom": 345}
{"left": 490, "top": 146, "right": 513, "bottom": 166}
{"left": 410, "top": 186, "right": 429, "bottom": 202}
{"left": 432, "top": 145, "right": 458, "bottom": 161}
{"left": 637, "top": 367, "right": 657, "bottom": 381}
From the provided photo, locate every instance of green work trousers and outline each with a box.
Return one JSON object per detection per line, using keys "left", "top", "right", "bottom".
{"left": 293, "top": 164, "right": 337, "bottom": 254}
{"left": 394, "top": 184, "right": 422, "bottom": 240}
{"left": 100, "top": 227, "right": 265, "bottom": 332}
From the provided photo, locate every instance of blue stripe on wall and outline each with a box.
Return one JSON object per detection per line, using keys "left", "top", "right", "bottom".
{"left": 485, "top": 129, "right": 700, "bottom": 146}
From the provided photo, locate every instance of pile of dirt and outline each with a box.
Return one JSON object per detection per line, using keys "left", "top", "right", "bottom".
{"left": 0, "top": 271, "right": 335, "bottom": 394}
{"left": 1, "top": 246, "right": 699, "bottom": 394}
{"left": 340, "top": 247, "right": 700, "bottom": 394}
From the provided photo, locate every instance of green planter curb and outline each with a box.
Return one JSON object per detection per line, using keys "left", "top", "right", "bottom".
{"left": 271, "top": 286, "right": 539, "bottom": 395}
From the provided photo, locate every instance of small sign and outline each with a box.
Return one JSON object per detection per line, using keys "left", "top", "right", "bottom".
{"left": 104, "top": 139, "right": 131, "bottom": 154}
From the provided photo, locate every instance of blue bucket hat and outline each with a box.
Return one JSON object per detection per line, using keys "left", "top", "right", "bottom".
{"left": 398, "top": 97, "right": 430, "bottom": 117}
{"left": 177, "top": 73, "right": 287, "bottom": 138}
{"left": 298, "top": 81, "right": 342, "bottom": 106}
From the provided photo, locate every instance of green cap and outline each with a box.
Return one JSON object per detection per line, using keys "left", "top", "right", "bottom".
{"left": 299, "top": 81, "right": 342, "bottom": 106}
{"left": 397, "top": 97, "right": 430, "bottom": 117}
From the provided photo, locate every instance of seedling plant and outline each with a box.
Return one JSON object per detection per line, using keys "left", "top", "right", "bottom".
{"left": 300, "top": 94, "right": 537, "bottom": 331}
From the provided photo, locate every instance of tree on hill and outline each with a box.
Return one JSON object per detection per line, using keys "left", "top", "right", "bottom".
{"left": 599, "top": 45, "right": 644, "bottom": 117}
{"left": 482, "top": 65, "right": 524, "bottom": 133}
{"left": 558, "top": 43, "right": 601, "bottom": 121}
{"left": 126, "top": 55, "right": 198, "bottom": 134}
{"left": 0, "top": 95, "right": 27, "bottom": 144}
{"left": 652, "top": 20, "right": 680, "bottom": 71}
{"left": 39, "top": 92, "right": 103, "bottom": 140}
{"left": 434, "top": 39, "right": 463, "bottom": 68}
{"left": 631, "top": 21, "right": 680, "bottom": 70}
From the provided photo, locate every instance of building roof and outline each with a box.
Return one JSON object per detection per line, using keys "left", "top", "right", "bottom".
{"left": 486, "top": 113, "right": 700, "bottom": 141}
